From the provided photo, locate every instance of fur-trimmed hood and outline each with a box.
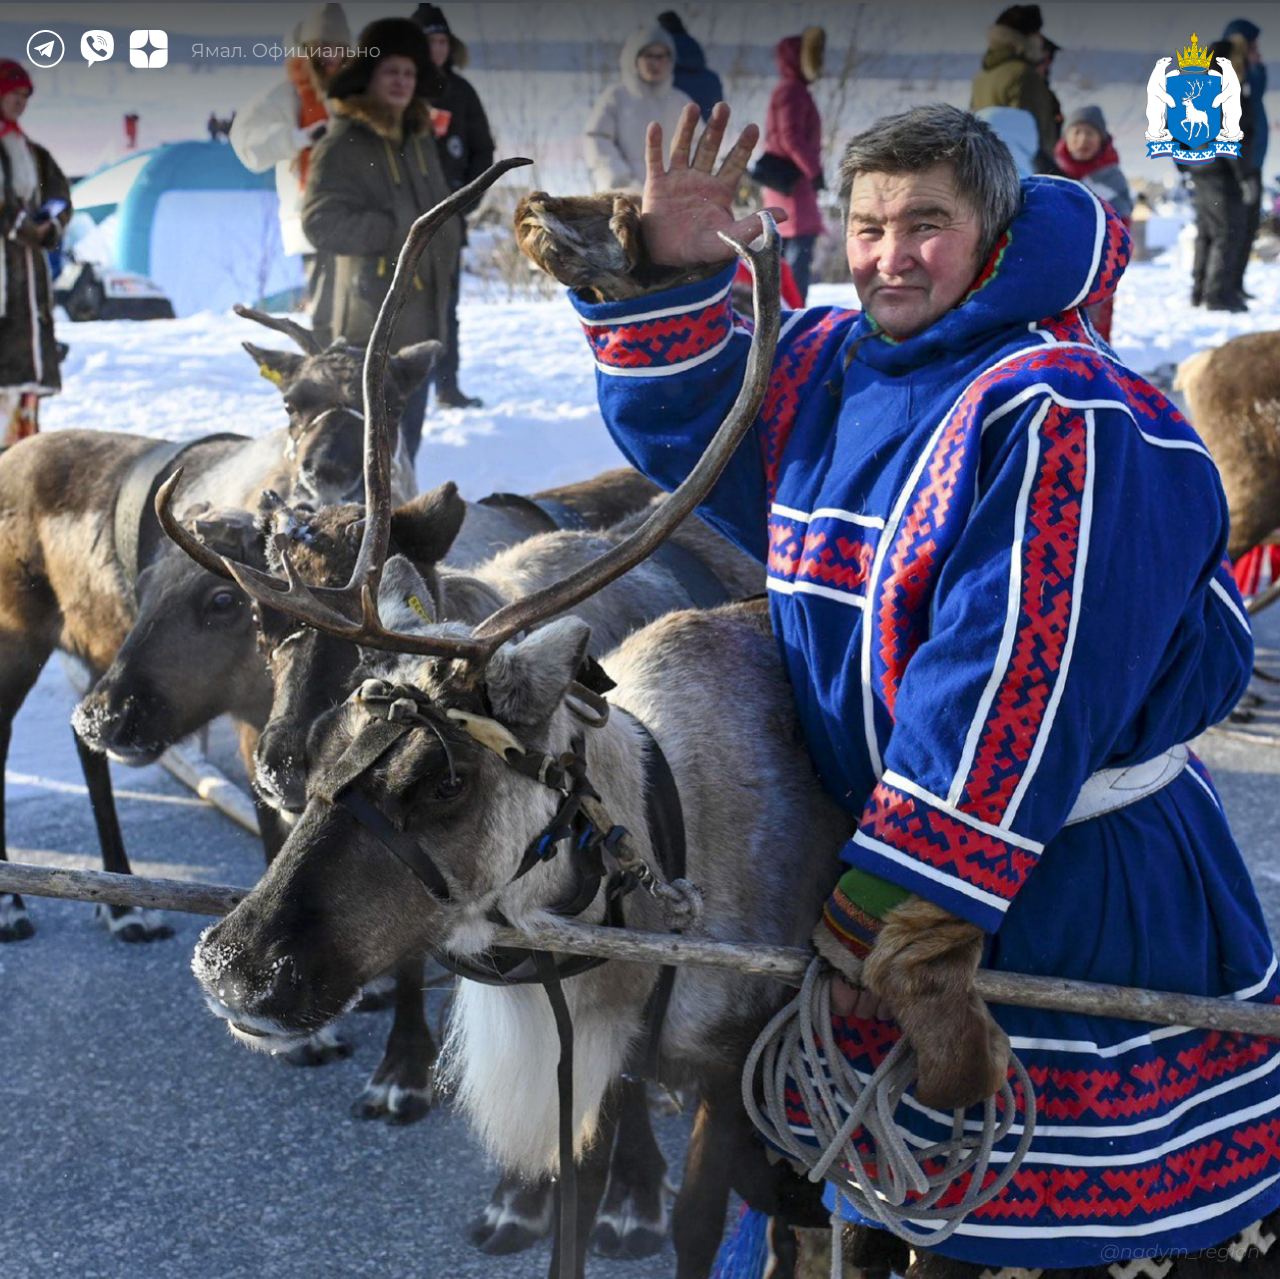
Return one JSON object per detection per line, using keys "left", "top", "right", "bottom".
{"left": 776, "top": 27, "right": 825, "bottom": 83}
{"left": 982, "top": 22, "right": 1045, "bottom": 69}
{"left": 329, "top": 93, "right": 432, "bottom": 142}
{"left": 618, "top": 24, "right": 677, "bottom": 96}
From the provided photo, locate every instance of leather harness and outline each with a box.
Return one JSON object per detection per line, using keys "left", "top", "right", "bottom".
{"left": 312, "top": 673, "right": 687, "bottom": 1279}
{"left": 111, "top": 433, "right": 246, "bottom": 592}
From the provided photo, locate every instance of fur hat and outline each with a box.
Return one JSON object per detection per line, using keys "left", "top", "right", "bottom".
{"left": 326, "top": 17, "right": 444, "bottom": 100}
{"left": 411, "top": 3, "right": 469, "bottom": 70}
{"left": 995, "top": 4, "right": 1042, "bottom": 35}
{"left": 0, "top": 59, "right": 33, "bottom": 97}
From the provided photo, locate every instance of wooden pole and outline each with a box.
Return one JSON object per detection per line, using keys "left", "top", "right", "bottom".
{"left": 3, "top": 860, "right": 1280, "bottom": 1039}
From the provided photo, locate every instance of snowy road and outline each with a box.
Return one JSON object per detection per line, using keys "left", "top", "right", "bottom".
{"left": 5, "top": 261, "right": 1280, "bottom": 1276}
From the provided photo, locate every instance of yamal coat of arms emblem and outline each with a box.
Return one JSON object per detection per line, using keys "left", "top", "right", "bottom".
{"left": 1145, "top": 33, "right": 1244, "bottom": 163}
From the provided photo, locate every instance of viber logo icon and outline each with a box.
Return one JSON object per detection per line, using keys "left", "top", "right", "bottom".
{"left": 129, "top": 29, "right": 168, "bottom": 69}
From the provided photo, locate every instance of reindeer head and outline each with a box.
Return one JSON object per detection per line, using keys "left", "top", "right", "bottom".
{"left": 162, "top": 158, "right": 780, "bottom": 1056}
{"left": 237, "top": 307, "right": 438, "bottom": 505}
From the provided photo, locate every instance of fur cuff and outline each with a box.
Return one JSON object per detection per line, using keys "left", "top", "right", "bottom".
{"left": 863, "top": 898, "right": 1011, "bottom": 1110}
{"left": 515, "top": 190, "right": 722, "bottom": 303}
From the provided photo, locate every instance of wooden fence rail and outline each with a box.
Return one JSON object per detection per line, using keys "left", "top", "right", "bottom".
{"left": 3, "top": 860, "right": 1280, "bottom": 1039}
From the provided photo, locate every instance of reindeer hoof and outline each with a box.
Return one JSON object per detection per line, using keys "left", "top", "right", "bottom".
{"left": 281, "top": 1026, "right": 353, "bottom": 1067}
{"left": 590, "top": 1218, "right": 666, "bottom": 1260}
{"left": 0, "top": 893, "right": 33, "bottom": 942}
{"left": 351, "top": 1080, "right": 433, "bottom": 1125}
{"left": 95, "top": 903, "right": 174, "bottom": 943}
{"left": 466, "top": 1179, "right": 553, "bottom": 1255}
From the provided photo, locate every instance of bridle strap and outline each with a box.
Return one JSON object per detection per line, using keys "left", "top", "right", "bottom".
{"left": 336, "top": 788, "right": 455, "bottom": 903}
{"left": 533, "top": 948, "right": 578, "bottom": 1279}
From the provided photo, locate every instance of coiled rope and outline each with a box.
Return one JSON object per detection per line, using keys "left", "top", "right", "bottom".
{"left": 742, "top": 958, "right": 1037, "bottom": 1272}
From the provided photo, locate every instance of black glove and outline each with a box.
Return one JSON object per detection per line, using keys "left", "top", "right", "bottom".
{"left": 813, "top": 170, "right": 826, "bottom": 192}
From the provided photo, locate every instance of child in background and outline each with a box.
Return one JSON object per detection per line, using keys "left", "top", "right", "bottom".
{"left": 1053, "top": 103, "right": 1133, "bottom": 340}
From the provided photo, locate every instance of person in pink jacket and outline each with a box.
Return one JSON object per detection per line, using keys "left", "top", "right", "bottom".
{"left": 760, "top": 26, "right": 826, "bottom": 300}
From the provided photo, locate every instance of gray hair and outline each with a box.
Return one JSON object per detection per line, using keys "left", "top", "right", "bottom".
{"left": 837, "top": 104, "right": 1022, "bottom": 262}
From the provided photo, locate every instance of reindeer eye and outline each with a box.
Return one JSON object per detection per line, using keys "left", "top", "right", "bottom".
{"left": 207, "top": 589, "right": 239, "bottom": 614}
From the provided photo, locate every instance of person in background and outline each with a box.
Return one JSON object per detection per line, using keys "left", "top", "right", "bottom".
{"left": 974, "top": 104, "right": 1038, "bottom": 177}
{"left": 970, "top": 4, "right": 1060, "bottom": 172}
{"left": 657, "top": 10, "right": 723, "bottom": 122}
{"left": 584, "top": 24, "right": 692, "bottom": 194}
{"left": 302, "top": 18, "right": 459, "bottom": 459}
{"left": 1054, "top": 104, "right": 1132, "bottom": 341}
{"left": 1182, "top": 38, "right": 1253, "bottom": 312}
{"left": 760, "top": 27, "right": 826, "bottom": 302}
{"left": 411, "top": 3, "right": 494, "bottom": 410}
{"left": 1223, "top": 18, "right": 1267, "bottom": 299}
{"left": 1034, "top": 32, "right": 1064, "bottom": 164}
{"left": 0, "top": 60, "right": 70, "bottom": 448}
{"left": 231, "top": 3, "right": 350, "bottom": 343}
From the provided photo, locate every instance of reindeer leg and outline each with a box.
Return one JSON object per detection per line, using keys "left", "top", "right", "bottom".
{"left": 0, "top": 639, "right": 48, "bottom": 941}
{"left": 547, "top": 1082, "right": 619, "bottom": 1279}
{"left": 351, "top": 951, "right": 435, "bottom": 1123}
{"left": 591, "top": 1076, "right": 670, "bottom": 1259}
{"left": 467, "top": 1172, "right": 554, "bottom": 1255}
{"left": 73, "top": 728, "right": 173, "bottom": 942}
{"left": 672, "top": 1091, "right": 736, "bottom": 1279}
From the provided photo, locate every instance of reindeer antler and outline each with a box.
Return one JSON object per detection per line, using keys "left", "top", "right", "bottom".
{"left": 166, "top": 160, "right": 782, "bottom": 669}
{"left": 232, "top": 304, "right": 323, "bottom": 356}
{"left": 161, "top": 158, "right": 534, "bottom": 661}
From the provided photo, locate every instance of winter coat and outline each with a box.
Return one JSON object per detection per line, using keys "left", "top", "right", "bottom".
{"left": 970, "top": 23, "right": 1060, "bottom": 170}
{"left": 975, "top": 105, "right": 1038, "bottom": 177}
{"left": 669, "top": 28, "right": 723, "bottom": 121}
{"left": 429, "top": 68, "right": 495, "bottom": 195}
{"left": 761, "top": 32, "right": 826, "bottom": 240}
{"left": 1225, "top": 29, "right": 1269, "bottom": 173}
{"left": 1052, "top": 136, "right": 1134, "bottom": 220}
{"left": 575, "top": 180, "right": 1280, "bottom": 1270}
{"left": 0, "top": 135, "right": 70, "bottom": 395}
{"left": 301, "top": 95, "right": 460, "bottom": 351}
{"left": 584, "top": 25, "right": 694, "bottom": 193}
{"left": 230, "top": 70, "right": 328, "bottom": 257}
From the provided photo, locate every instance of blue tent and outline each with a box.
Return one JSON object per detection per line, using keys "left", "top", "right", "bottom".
{"left": 69, "top": 142, "right": 303, "bottom": 316}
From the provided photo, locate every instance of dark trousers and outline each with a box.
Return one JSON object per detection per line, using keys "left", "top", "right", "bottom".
{"left": 1235, "top": 169, "right": 1263, "bottom": 293}
{"left": 433, "top": 252, "right": 464, "bottom": 397}
{"left": 781, "top": 235, "right": 817, "bottom": 303}
{"left": 1190, "top": 167, "right": 1246, "bottom": 306}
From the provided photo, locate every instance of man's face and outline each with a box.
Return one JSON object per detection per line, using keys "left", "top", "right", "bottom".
{"left": 428, "top": 33, "right": 450, "bottom": 68}
{"left": 369, "top": 56, "right": 417, "bottom": 111}
{"left": 845, "top": 163, "right": 986, "bottom": 340}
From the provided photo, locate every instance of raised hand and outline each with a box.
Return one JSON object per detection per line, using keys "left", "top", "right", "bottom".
{"left": 641, "top": 101, "right": 787, "bottom": 268}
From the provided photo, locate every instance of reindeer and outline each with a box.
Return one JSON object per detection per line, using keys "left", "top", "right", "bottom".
{"left": 0, "top": 325, "right": 444, "bottom": 945}
{"left": 1180, "top": 77, "right": 1211, "bottom": 140}
{"left": 171, "top": 159, "right": 851, "bottom": 1277}
{"left": 159, "top": 472, "right": 758, "bottom": 1246}
{"left": 235, "top": 305, "right": 663, "bottom": 566}
{"left": 1174, "top": 335, "right": 1280, "bottom": 561}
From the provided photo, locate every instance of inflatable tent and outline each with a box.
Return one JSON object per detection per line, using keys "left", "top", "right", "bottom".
{"left": 68, "top": 141, "right": 303, "bottom": 318}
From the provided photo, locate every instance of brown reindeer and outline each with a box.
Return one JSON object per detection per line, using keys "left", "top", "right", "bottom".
{"left": 1174, "top": 335, "right": 1280, "bottom": 560}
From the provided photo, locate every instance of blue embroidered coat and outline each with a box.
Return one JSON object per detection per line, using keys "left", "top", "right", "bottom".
{"left": 569, "top": 177, "right": 1280, "bottom": 1268}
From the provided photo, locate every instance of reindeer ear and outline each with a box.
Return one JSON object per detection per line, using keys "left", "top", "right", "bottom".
{"left": 390, "top": 481, "right": 465, "bottom": 565}
{"left": 485, "top": 617, "right": 592, "bottom": 727}
{"left": 376, "top": 555, "right": 438, "bottom": 634}
{"left": 242, "top": 342, "right": 303, "bottom": 388}
{"left": 389, "top": 341, "right": 443, "bottom": 395}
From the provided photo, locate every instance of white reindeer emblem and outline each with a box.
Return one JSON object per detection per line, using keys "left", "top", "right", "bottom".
{"left": 1180, "top": 78, "right": 1211, "bottom": 140}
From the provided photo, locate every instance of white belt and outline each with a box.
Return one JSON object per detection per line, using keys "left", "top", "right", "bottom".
{"left": 1065, "top": 744, "right": 1190, "bottom": 825}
